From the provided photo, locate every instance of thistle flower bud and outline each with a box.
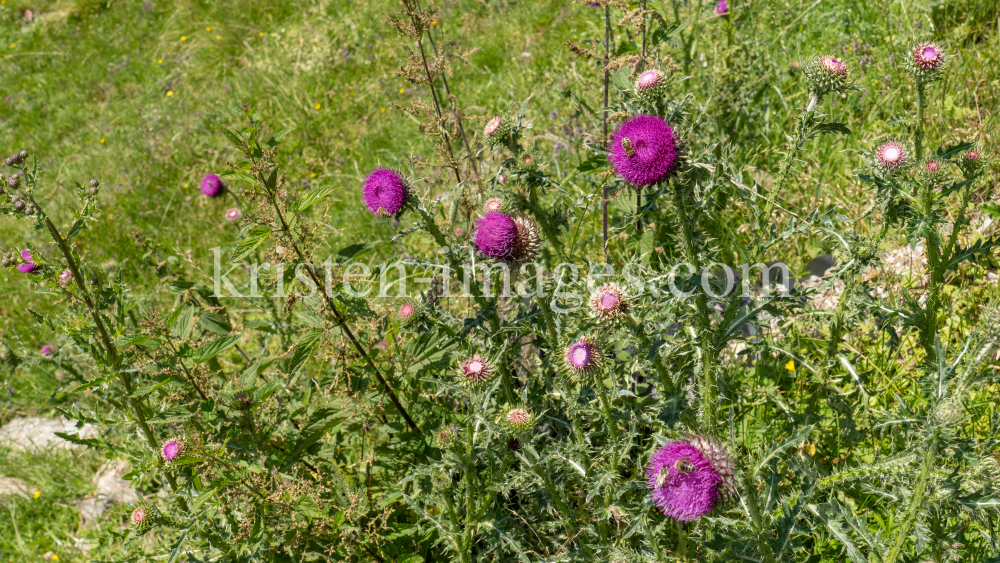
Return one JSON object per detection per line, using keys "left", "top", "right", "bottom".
{"left": 458, "top": 354, "right": 492, "bottom": 387}
{"left": 483, "top": 115, "right": 514, "bottom": 149}
{"left": 874, "top": 141, "right": 908, "bottom": 173}
{"left": 363, "top": 168, "right": 410, "bottom": 217}
{"left": 1, "top": 256, "right": 10, "bottom": 268}
{"left": 18, "top": 150, "right": 27, "bottom": 161}
{"left": 435, "top": 426, "right": 457, "bottom": 448}
{"left": 396, "top": 299, "right": 425, "bottom": 326}
{"left": 12, "top": 199, "right": 25, "bottom": 212}
{"left": 7, "top": 175, "right": 20, "bottom": 189}
{"left": 933, "top": 399, "right": 964, "bottom": 427}
{"left": 803, "top": 55, "right": 852, "bottom": 98}
{"left": 959, "top": 149, "right": 983, "bottom": 178}
{"left": 131, "top": 507, "right": 147, "bottom": 527}
{"left": 634, "top": 69, "right": 667, "bottom": 96}
{"left": 225, "top": 207, "right": 242, "bottom": 222}
{"left": 497, "top": 405, "right": 535, "bottom": 436}
{"left": 919, "top": 159, "right": 945, "bottom": 184}
{"left": 89, "top": 179, "right": 100, "bottom": 189}
{"left": 484, "top": 198, "right": 503, "bottom": 213}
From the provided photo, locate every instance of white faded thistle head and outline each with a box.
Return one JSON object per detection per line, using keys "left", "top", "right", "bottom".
{"left": 497, "top": 404, "right": 535, "bottom": 436}
{"left": 906, "top": 41, "right": 947, "bottom": 81}
{"left": 483, "top": 115, "right": 514, "bottom": 149}
{"left": 458, "top": 354, "right": 492, "bottom": 387}
{"left": 590, "top": 283, "right": 627, "bottom": 320}
{"left": 875, "top": 141, "right": 908, "bottom": 173}
{"left": 803, "top": 55, "right": 852, "bottom": 98}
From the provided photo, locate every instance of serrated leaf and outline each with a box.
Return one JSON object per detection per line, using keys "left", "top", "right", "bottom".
{"left": 218, "top": 124, "right": 244, "bottom": 148}
{"left": 193, "top": 334, "right": 242, "bottom": 363}
{"left": 293, "top": 495, "right": 325, "bottom": 520}
{"left": 172, "top": 306, "right": 195, "bottom": 339}
{"left": 228, "top": 225, "right": 272, "bottom": 264}
{"left": 284, "top": 328, "right": 324, "bottom": 375}
{"left": 291, "top": 185, "right": 337, "bottom": 214}
{"left": 199, "top": 311, "right": 232, "bottom": 336}
{"left": 336, "top": 242, "right": 377, "bottom": 261}
{"left": 219, "top": 170, "right": 257, "bottom": 184}
{"left": 813, "top": 122, "right": 851, "bottom": 136}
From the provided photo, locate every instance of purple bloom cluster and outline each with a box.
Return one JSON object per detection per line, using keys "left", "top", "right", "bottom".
{"left": 363, "top": 168, "right": 409, "bottom": 217}
{"left": 608, "top": 115, "right": 679, "bottom": 187}
{"left": 473, "top": 213, "right": 519, "bottom": 259}
{"left": 646, "top": 441, "right": 722, "bottom": 521}
{"left": 200, "top": 173, "right": 225, "bottom": 197}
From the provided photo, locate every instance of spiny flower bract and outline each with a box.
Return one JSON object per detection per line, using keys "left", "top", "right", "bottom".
{"left": 497, "top": 404, "right": 535, "bottom": 436}
{"left": 563, "top": 336, "right": 602, "bottom": 377}
{"left": 458, "top": 354, "right": 492, "bottom": 386}
{"left": 803, "top": 55, "right": 852, "bottom": 97}
{"left": 161, "top": 438, "right": 183, "bottom": 462}
{"left": 363, "top": 168, "right": 410, "bottom": 217}
{"left": 608, "top": 114, "right": 680, "bottom": 187}
{"left": 590, "top": 283, "right": 627, "bottom": 320}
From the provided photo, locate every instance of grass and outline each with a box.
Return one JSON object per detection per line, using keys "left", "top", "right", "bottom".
{"left": 0, "top": 0, "right": 998, "bottom": 560}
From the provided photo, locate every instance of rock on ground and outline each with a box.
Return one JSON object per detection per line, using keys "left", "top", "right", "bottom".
{"left": 0, "top": 475, "right": 30, "bottom": 497}
{"left": 0, "top": 416, "right": 98, "bottom": 450}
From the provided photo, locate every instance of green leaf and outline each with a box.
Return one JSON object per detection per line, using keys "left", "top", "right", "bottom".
{"left": 284, "top": 328, "right": 325, "bottom": 375}
{"left": 651, "top": 18, "right": 688, "bottom": 45}
{"left": 218, "top": 124, "right": 244, "bottom": 148}
{"left": 336, "top": 242, "right": 377, "bottom": 261}
{"left": 576, "top": 153, "right": 607, "bottom": 172}
{"left": 945, "top": 236, "right": 1000, "bottom": 272}
{"left": 239, "top": 358, "right": 277, "bottom": 387}
{"left": 168, "top": 279, "right": 197, "bottom": 292}
{"left": 813, "top": 122, "right": 851, "bottom": 136}
{"left": 167, "top": 528, "right": 190, "bottom": 563}
{"left": 191, "top": 486, "right": 220, "bottom": 510}
{"left": 219, "top": 170, "right": 257, "bottom": 184}
{"left": 267, "top": 126, "right": 296, "bottom": 147}
{"left": 193, "top": 334, "right": 242, "bottom": 363}
{"left": 26, "top": 309, "right": 45, "bottom": 324}
{"left": 293, "top": 495, "right": 325, "bottom": 520}
{"left": 228, "top": 225, "right": 272, "bottom": 264}
{"left": 284, "top": 407, "right": 344, "bottom": 466}
{"left": 291, "top": 185, "right": 337, "bottom": 214}
{"left": 199, "top": 311, "right": 232, "bottom": 336}
{"left": 172, "top": 305, "right": 195, "bottom": 339}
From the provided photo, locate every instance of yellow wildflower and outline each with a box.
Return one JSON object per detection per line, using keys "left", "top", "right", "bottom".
{"left": 785, "top": 360, "right": 795, "bottom": 372}
{"left": 315, "top": 103, "right": 321, "bottom": 110}
{"left": 167, "top": 91, "right": 174, "bottom": 96}
{"left": 183, "top": 183, "right": 189, "bottom": 188}
{"left": 157, "top": 58, "right": 162, "bottom": 64}
{"left": 33, "top": 490, "right": 41, "bottom": 499}
{"left": 206, "top": 27, "right": 211, "bottom": 31}
{"left": 180, "top": 36, "right": 186, "bottom": 41}
{"left": 380, "top": 107, "right": 386, "bottom": 112}
{"left": 100, "top": 138, "right": 105, "bottom": 144}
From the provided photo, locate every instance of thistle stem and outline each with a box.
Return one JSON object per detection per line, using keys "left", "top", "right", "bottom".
{"left": 884, "top": 428, "right": 939, "bottom": 563}
{"left": 915, "top": 81, "right": 925, "bottom": 161}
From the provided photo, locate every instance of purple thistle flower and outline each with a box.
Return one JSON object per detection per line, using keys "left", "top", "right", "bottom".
{"left": 564, "top": 337, "right": 601, "bottom": 376}
{"left": 608, "top": 114, "right": 680, "bottom": 187}
{"left": 59, "top": 269, "right": 72, "bottom": 283}
{"left": 225, "top": 208, "right": 241, "bottom": 222}
{"left": 363, "top": 168, "right": 409, "bottom": 217}
{"left": 161, "top": 439, "right": 183, "bottom": 462}
{"left": 459, "top": 355, "right": 491, "bottom": 385}
{"left": 912, "top": 41, "right": 944, "bottom": 70}
{"left": 473, "top": 212, "right": 519, "bottom": 259}
{"left": 40, "top": 345, "right": 55, "bottom": 356}
{"left": 715, "top": 0, "right": 728, "bottom": 14}
{"left": 646, "top": 440, "right": 723, "bottom": 521}
{"left": 200, "top": 174, "right": 225, "bottom": 197}
{"left": 17, "top": 249, "right": 37, "bottom": 274}
{"left": 876, "top": 141, "right": 907, "bottom": 170}
{"left": 590, "top": 283, "right": 627, "bottom": 320}
{"left": 635, "top": 69, "right": 665, "bottom": 91}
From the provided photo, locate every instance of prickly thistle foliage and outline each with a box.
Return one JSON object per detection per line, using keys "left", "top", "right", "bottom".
{"left": 3, "top": 4, "right": 999, "bottom": 563}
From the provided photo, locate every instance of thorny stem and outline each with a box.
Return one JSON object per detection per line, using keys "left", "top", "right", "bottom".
{"left": 742, "top": 471, "right": 779, "bottom": 563}
{"left": 253, "top": 160, "right": 420, "bottom": 433}
{"left": 670, "top": 184, "right": 715, "bottom": 428}
{"left": 884, "top": 428, "right": 939, "bottom": 563}
{"left": 753, "top": 95, "right": 818, "bottom": 260}
{"left": 626, "top": 315, "right": 674, "bottom": 397}
{"left": 35, "top": 205, "right": 185, "bottom": 499}
{"left": 915, "top": 81, "right": 925, "bottom": 162}
{"left": 923, "top": 186, "right": 942, "bottom": 362}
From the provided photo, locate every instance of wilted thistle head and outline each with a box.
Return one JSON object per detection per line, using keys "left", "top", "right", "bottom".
{"left": 483, "top": 115, "right": 514, "bottom": 149}
{"left": 161, "top": 439, "right": 183, "bottom": 462}
{"left": 564, "top": 337, "right": 601, "bottom": 377}
{"left": 497, "top": 405, "right": 535, "bottom": 436}
{"left": 646, "top": 434, "right": 735, "bottom": 521}
{"left": 473, "top": 212, "right": 540, "bottom": 262}
{"left": 484, "top": 198, "right": 503, "bottom": 213}
{"left": 804, "top": 55, "right": 852, "bottom": 98}
{"left": 16, "top": 249, "right": 36, "bottom": 274}
{"left": 875, "top": 141, "right": 908, "bottom": 172}
{"left": 609, "top": 114, "right": 680, "bottom": 187}
{"left": 459, "top": 354, "right": 492, "bottom": 386}
{"left": 363, "top": 168, "right": 410, "bottom": 217}
{"left": 590, "top": 283, "right": 627, "bottom": 320}
{"left": 200, "top": 173, "right": 225, "bottom": 197}
{"left": 225, "top": 208, "right": 241, "bottom": 222}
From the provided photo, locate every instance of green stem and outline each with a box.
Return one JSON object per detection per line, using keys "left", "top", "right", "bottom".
{"left": 915, "top": 81, "right": 925, "bottom": 162}
{"left": 884, "top": 429, "right": 939, "bottom": 563}
{"left": 670, "top": 184, "right": 715, "bottom": 428}
{"left": 742, "top": 472, "right": 779, "bottom": 563}
{"left": 596, "top": 380, "right": 619, "bottom": 440}
{"left": 628, "top": 316, "right": 674, "bottom": 397}
{"left": 922, "top": 185, "right": 941, "bottom": 362}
